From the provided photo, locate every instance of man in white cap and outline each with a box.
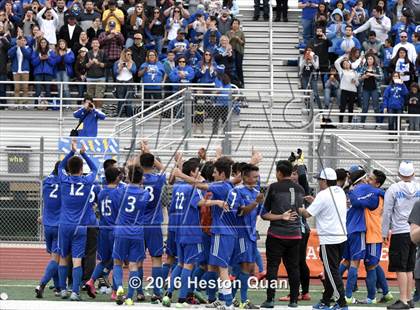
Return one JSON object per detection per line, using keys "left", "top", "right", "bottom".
{"left": 299, "top": 168, "right": 348, "bottom": 310}
{"left": 382, "top": 161, "right": 420, "bottom": 309}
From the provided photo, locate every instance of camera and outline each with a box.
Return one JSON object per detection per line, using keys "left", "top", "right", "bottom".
{"left": 122, "top": 62, "right": 127, "bottom": 67}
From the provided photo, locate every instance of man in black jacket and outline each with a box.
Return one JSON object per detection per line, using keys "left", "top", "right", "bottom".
{"left": 308, "top": 27, "right": 331, "bottom": 88}
{"left": 129, "top": 32, "right": 146, "bottom": 83}
{"left": 0, "top": 26, "right": 10, "bottom": 108}
{"left": 58, "top": 14, "right": 83, "bottom": 50}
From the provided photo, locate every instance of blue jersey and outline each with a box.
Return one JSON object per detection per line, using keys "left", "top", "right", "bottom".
{"left": 98, "top": 185, "right": 124, "bottom": 228}
{"left": 347, "top": 183, "right": 381, "bottom": 234}
{"left": 168, "top": 181, "right": 194, "bottom": 233}
{"left": 58, "top": 151, "right": 98, "bottom": 226}
{"left": 178, "top": 187, "right": 204, "bottom": 244}
{"left": 114, "top": 184, "right": 150, "bottom": 239}
{"left": 233, "top": 185, "right": 262, "bottom": 241}
{"left": 82, "top": 183, "right": 100, "bottom": 226}
{"left": 208, "top": 181, "right": 235, "bottom": 235}
{"left": 143, "top": 173, "right": 166, "bottom": 225}
{"left": 42, "top": 174, "right": 61, "bottom": 227}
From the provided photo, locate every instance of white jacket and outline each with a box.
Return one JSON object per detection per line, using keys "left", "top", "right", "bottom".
{"left": 353, "top": 16, "right": 391, "bottom": 43}
{"left": 392, "top": 42, "right": 418, "bottom": 64}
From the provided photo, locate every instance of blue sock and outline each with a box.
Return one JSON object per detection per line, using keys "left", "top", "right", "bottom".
{"left": 339, "top": 264, "right": 348, "bottom": 277}
{"left": 231, "top": 266, "right": 241, "bottom": 299}
{"left": 168, "top": 265, "right": 182, "bottom": 294}
{"left": 58, "top": 265, "right": 68, "bottom": 291}
{"left": 40, "top": 260, "right": 58, "bottom": 286}
{"left": 223, "top": 288, "right": 233, "bottom": 306}
{"left": 346, "top": 266, "right": 358, "bottom": 298}
{"left": 376, "top": 265, "right": 389, "bottom": 295}
{"left": 137, "top": 267, "right": 144, "bottom": 294}
{"left": 91, "top": 262, "right": 105, "bottom": 281}
{"left": 207, "top": 271, "right": 218, "bottom": 302}
{"left": 128, "top": 270, "right": 139, "bottom": 299}
{"left": 255, "top": 250, "right": 264, "bottom": 273}
{"left": 72, "top": 266, "right": 83, "bottom": 294}
{"left": 239, "top": 271, "right": 250, "bottom": 303}
{"left": 179, "top": 268, "right": 193, "bottom": 299}
{"left": 113, "top": 265, "right": 123, "bottom": 288}
{"left": 162, "top": 263, "right": 171, "bottom": 281}
{"left": 191, "top": 267, "right": 205, "bottom": 292}
{"left": 152, "top": 266, "right": 163, "bottom": 296}
{"left": 198, "top": 271, "right": 210, "bottom": 292}
{"left": 366, "top": 268, "right": 377, "bottom": 300}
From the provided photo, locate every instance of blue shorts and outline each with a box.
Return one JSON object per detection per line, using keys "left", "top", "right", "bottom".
{"left": 97, "top": 229, "right": 114, "bottom": 263}
{"left": 166, "top": 231, "right": 177, "bottom": 257}
{"left": 209, "top": 234, "right": 236, "bottom": 268}
{"left": 364, "top": 243, "right": 382, "bottom": 267}
{"left": 112, "top": 237, "right": 145, "bottom": 263}
{"left": 179, "top": 243, "right": 204, "bottom": 265}
{"left": 144, "top": 225, "right": 164, "bottom": 257}
{"left": 44, "top": 225, "right": 59, "bottom": 254}
{"left": 343, "top": 232, "right": 366, "bottom": 261}
{"left": 234, "top": 237, "right": 258, "bottom": 264}
{"left": 58, "top": 224, "right": 87, "bottom": 258}
{"left": 199, "top": 233, "right": 211, "bottom": 265}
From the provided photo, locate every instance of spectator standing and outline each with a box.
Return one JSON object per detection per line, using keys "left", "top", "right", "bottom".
{"left": 253, "top": 0, "right": 268, "bottom": 21}
{"left": 390, "top": 15, "right": 416, "bottom": 45}
{"left": 390, "top": 47, "right": 416, "bottom": 88}
{"left": 351, "top": 0, "right": 369, "bottom": 43}
{"left": 130, "top": 33, "right": 146, "bottom": 82}
{"left": 168, "top": 28, "right": 189, "bottom": 57}
{"left": 259, "top": 160, "right": 303, "bottom": 308}
{"left": 189, "top": 12, "right": 207, "bottom": 46}
{"left": 185, "top": 43, "right": 202, "bottom": 69}
{"left": 362, "top": 31, "right": 384, "bottom": 62}
{"left": 353, "top": 6, "right": 391, "bottom": 44}
{"left": 308, "top": 27, "right": 331, "bottom": 88}
{"left": 8, "top": 36, "right": 31, "bottom": 105}
{"left": 86, "top": 38, "right": 107, "bottom": 106}
{"left": 383, "top": 72, "right": 409, "bottom": 131}
{"left": 299, "top": 47, "right": 322, "bottom": 109}
{"left": 20, "top": 9, "right": 37, "bottom": 37}
{"left": 52, "top": 39, "right": 75, "bottom": 102}
{"left": 297, "top": 0, "right": 320, "bottom": 49}
{"left": 169, "top": 55, "right": 195, "bottom": 90}
{"left": 227, "top": 19, "right": 245, "bottom": 88}
{"left": 57, "top": 14, "right": 82, "bottom": 51}
{"left": 98, "top": 21, "right": 125, "bottom": 81}
{"left": 125, "top": 2, "right": 146, "bottom": 48}
{"left": 211, "top": 66, "right": 232, "bottom": 134}
{"left": 79, "top": 0, "right": 101, "bottom": 32}
{"left": 274, "top": 0, "right": 288, "bottom": 22}
{"left": 382, "top": 161, "right": 420, "bottom": 310}
{"left": 102, "top": 0, "right": 125, "bottom": 33}
{"left": 217, "top": 8, "right": 231, "bottom": 35}
{"left": 412, "top": 33, "right": 420, "bottom": 55}
{"left": 383, "top": 39, "right": 394, "bottom": 82}
{"left": 392, "top": 31, "right": 418, "bottom": 64}
{"left": 87, "top": 17, "right": 104, "bottom": 41}
{"left": 408, "top": 201, "right": 420, "bottom": 303}
{"left": 214, "top": 35, "right": 237, "bottom": 85}
{"left": 196, "top": 50, "right": 217, "bottom": 84}
{"left": 72, "top": 31, "right": 91, "bottom": 55}
{"left": 334, "top": 55, "right": 359, "bottom": 123}
{"left": 31, "top": 38, "right": 55, "bottom": 105}
{"left": 0, "top": 25, "right": 9, "bottom": 107}
{"left": 406, "top": 82, "right": 420, "bottom": 131}
{"left": 146, "top": 8, "right": 165, "bottom": 55}
{"left": 359, "top": 54, "right": 383, "bottom": 123}
{"left": 54, "top": 0, "right": 67, "bottom": 31}
{"left": 335, "top": 26, "right": 362, "bottom": 56}
{"left": 299, "top": 168, "right": 348, "bottom": 310}
{"left": 74, "top": 47, "right": 89, "bottom": 100}
{"left": 166, "top": 7, "right": 185, "bottom": 41}
{"left": 73, "top": 96, "right": 106, "bottom": 137}
{"left": 326, "top": 9, "right": 346, "bottom": 62}
{"left": 36, "top": 1, "right": 59, "bottom": 46}
{"left": 323, "top": 67, "right": 340, "bottom": 109}
{"left": 113, "top": 49, "right": 137, "bottom": 117}
{"left": 314, "top": 2, "right": 328, "bottom": 29}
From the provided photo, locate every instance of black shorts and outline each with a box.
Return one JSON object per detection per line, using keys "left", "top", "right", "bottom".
{"left": 388, "top": 233, "right": 417, "bottom": 272}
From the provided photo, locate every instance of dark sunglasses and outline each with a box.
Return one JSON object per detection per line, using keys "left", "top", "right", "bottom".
{"left": 134, "top": 37, "right": 142, "bottom": 39}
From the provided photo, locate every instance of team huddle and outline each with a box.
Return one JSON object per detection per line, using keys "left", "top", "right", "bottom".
{"left": 35, "top": 139, "right": 420, "bottom": 310}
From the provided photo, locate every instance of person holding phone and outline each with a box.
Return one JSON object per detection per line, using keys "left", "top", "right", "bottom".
{"left": 299, "top": 47, "right": 322, "bottom": 109}
{"left": 73, "top": 96, "right": 106, "bottom": 137}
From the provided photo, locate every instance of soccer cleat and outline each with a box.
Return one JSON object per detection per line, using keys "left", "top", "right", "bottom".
{"left": 54, "top": 289, "right": 61, "bottom": 297}
{"left": 136, "top": 293, "right": 146, "bottom": 302}
{"left": 288, "top": 303, "right": 298, "bottom": 308}
{"left": 260, "top": 300, "right": 275, "bottom": 308}
{"left": 186, "top": 296, "right": 200, "bottom": 305}
{"left": 359, "top": 298, "right": 377, "bottom": 304}
{"left": 300, "top": 293, "right": 311, "bottom": 301}
{"left": 379, "top": 293, "right": 394, "bottom": 303}
{"left": 60, "top": 289, "right": 69, "bottom": 299}
{"left": 162, "top": 295, "right": 172, "bottom": 307}
{"left": 330, "top": 303, "right": 348, "bottom": 310}
{"left": 69, "top": 292, "right": 82, "bottom": 301}
{"left": 85, "top": 279, "right": 96, "bottom": 299}
{"left": 387, "top": 300, "right": 410, "bottom": 309}
{"left": 116, "top": 286, "right": 125, "bottom": 305}
{"left": 176, "top": 302, "right": 191, "bottom": 308}
{"left": 205, "top": 300, "right": 224, "bottom": 308}
{"left": 345, "top": 297, "right": 356, "bottom": 304}
{"left": 194, "top": 291, "right": 207, "bottom": 304}
{"left": 111, "top": 290, "right": 117, "bottom": 301}
{"left": 216, "top": 305, "right": 234, "bottom": 310}
{"left": 125, "top": 298, "right": 134, "bottom": 306}
{"left": 35, "top": 285, "right": 44, "bottom": 298}
{"left": 233, "top": 298, "right": 240, "bottom": 307}
{"left": 312, "top": 302, "right": 329, "bottom": 310}
{"left": 408, "top": 300, "right": 415, "bottom": 308}
{"left": 151, "top": 294, "right": 162, "bottom": 304}
{"left": 240, "top": 300, "right": 260, "bottom": 309}
{"left": 278, "top": 295, "right": 290, "bottom": 302}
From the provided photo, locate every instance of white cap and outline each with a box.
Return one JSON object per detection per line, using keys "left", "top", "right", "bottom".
{"left": 317, "top": 168, "right": 337, "bottom": 181}
{"left": 399, "top": 161, "right": 415, "bottom": 177}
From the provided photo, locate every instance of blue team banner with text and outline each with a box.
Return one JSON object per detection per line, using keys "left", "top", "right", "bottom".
{"left": 58, "top": 137, "right": 119, "bottom": 173}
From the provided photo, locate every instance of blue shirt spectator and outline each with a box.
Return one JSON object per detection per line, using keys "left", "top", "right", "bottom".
{"left": 73, "top": 97, "right": 106, "bottom": 137}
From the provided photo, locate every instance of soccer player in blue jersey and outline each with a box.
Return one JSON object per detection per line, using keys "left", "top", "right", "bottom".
{"left": 57, "top": 140, "right": 98, "bottom": 301}
{"left": 36, "top": 161, "right": 62, "bottom": 298}
{"left": 231, "top": 164, "right": 264, "bottom": 309}
{"left": 112, "top": 164, "right": 150, "bottom": 306}
{"left": 140, "top": 152, "right": 166, "bottom": 302}
{"left": 339, "top": 169, "right": 381, "bottom": 304}
{"left": 85, "top": 166, "right": 123, "bottom": 299}
{"left": 174, "top": 157, "right": 236, "bottom": 310}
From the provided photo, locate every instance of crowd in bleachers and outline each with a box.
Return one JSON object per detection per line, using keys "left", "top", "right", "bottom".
{"left": 296, "top": 0, "right": 420, "bottom": 130}
{"left": 0, "top": 0, "right": 245, "bottom": 114}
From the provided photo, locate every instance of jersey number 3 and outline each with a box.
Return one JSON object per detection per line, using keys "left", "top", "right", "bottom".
{"left": 125, "top": 196, "right": 136, "bottom": 213}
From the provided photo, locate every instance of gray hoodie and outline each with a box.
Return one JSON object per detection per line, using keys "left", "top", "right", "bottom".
{"left": 382, "top": 179, "right": 420, "bottom": 237}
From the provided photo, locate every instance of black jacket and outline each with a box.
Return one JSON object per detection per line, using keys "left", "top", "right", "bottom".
{"left": 0, "top": 35, "right": 10, "bottom": 74}
{"left": 308, "top": 37, "right": 331, "bottom": 69}
{"left": 58, "top": 24, "right": 83, "bottom": 50}
{"left": 406, "top": 91, "right": 420, "bottom": 114}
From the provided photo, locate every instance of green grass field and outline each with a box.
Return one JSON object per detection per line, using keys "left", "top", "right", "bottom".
{"left": 0, "top": 279, "right": 406, "bottom": 307}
